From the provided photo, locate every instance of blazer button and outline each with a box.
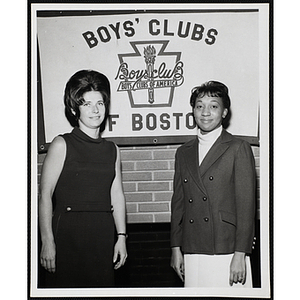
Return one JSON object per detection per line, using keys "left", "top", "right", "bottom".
{"left": 184, "top": 178, "right": 188, "bottom": 183}
{"left": 189, "top": 198, "right": 193, "bottom": 203}
{"left": 209, "top": 176, "right": 213, "bottom": 181}
{"left": 189, "top": 219, "right": 194, "bottom": 223}
{"left": 66, "top": 206, "right": 72, "bottom": 212}
{"left": 203, "top": 197, "right": 207, "bottom": 201}
{"left": 204, "top": 217, "right": 209, "bottom": 222}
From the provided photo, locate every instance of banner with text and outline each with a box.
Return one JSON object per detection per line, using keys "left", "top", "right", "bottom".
{"left": 37, "top": 10, "right": 260, "bottom": 144}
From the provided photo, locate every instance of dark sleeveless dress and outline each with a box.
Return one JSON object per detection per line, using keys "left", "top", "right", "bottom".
{"left": 45, "top": 127, "right": 117, "bottom": 288}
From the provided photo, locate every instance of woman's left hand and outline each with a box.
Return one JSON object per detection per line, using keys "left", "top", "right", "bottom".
{"left": 229, "top": 251, "right": 246, "bottom": 286}
{"left": 113, "top": 236, "right": 127, "bottom": 269}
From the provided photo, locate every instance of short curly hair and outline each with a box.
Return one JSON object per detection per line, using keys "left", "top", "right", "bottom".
{"left": 64, "top": 70, "right": 110, "bottom": 128}
{"left": 190, "top": 81, "right": 231, "bottom": 110}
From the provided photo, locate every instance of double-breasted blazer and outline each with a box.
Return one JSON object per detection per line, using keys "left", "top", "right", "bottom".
{"left": 170, "top": 129, "right": 256, "bottom": 255}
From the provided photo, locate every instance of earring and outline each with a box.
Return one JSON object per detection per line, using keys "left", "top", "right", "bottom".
{"left": 71, "top": 109, "right": 78, "bottom": 120}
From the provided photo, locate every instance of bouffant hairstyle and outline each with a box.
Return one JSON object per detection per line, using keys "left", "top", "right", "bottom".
{"left": 190, "top": 81, "right": 231, "bottom": 127}
{"left": 64, "top": 70, "right": 110, "bottom": 129}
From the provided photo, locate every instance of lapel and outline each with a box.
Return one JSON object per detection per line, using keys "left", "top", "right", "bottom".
{"left": 183, "top": 138, "right": 207, "bottom": 194}
{"left": 199, "top": 129, "right": 233, "bottom": 176}
{"left": 182, "top": 130, "right": 233, "bottom": 194}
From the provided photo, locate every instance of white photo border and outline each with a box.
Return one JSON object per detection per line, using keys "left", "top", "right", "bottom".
{"left": 29, "top": 1, "right": 272, "bottom": 298}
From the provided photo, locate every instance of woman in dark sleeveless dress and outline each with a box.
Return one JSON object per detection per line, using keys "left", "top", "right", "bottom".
{"left": 39, "top": 70, "right": 127, "bottom": 288}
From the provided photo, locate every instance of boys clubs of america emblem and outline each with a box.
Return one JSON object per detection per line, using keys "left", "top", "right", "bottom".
{"left": 115, "top": 40, "right": 184, "bottom": 108}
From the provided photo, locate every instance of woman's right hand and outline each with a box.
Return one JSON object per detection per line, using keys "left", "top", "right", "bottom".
{"left": 40, "top": 240, "right": 56, "bottom": 273}
{"left": 170, "top": 247, "right": 184, "bottom": 282}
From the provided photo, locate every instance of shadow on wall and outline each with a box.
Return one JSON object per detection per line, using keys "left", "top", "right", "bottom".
{"left": 115, "top": 223, "right": 183, "bottom": 287}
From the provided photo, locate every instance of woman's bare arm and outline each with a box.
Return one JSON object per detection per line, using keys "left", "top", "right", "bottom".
{"left": 39, "top": 136, "right": 66, "bottom": 273}
{"left": 111, "top": 145, "right": 127, "bottom": 269}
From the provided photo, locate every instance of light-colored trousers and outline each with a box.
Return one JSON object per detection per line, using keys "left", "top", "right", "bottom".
{"left": 184, "top": 254, "right": 252, "bottom": 288}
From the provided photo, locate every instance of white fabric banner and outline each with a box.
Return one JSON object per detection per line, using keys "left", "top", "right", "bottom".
{"left": 37, "top": 9, "right": 260, "bottom": 143}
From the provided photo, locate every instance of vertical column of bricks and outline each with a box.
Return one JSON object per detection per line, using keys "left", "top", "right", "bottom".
{"left": 37, "top": 153, "right": 46, "bottom": 192}
{"left": 120, "top": 145, "right": 179, "bottom": 223}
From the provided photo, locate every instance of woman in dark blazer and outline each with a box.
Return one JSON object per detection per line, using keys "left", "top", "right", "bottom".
{"left": 170, "top": 81, "right": 256, "bottom": 288}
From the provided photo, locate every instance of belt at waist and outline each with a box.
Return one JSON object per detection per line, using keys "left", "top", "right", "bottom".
{"left": 63, "top": 204, "right": 113, "bottom": 213}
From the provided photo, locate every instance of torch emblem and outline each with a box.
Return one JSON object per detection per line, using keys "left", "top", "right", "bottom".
{"left": 144, "top": 45, "right": 156, "bottom": 104}
{"left": 116, "top": 40, "right": 184, "bottom": 108}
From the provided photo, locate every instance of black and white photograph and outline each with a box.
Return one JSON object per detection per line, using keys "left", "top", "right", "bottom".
{"left": 28, "top": 1, "right": 273, "bottom": 298}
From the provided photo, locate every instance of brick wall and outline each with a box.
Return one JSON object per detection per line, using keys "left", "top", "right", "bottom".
{"left": 37, "top": 144, "right": 260, "bottom": 222}
{"left": 121, "top": 144, "right": 260, "bottom": 223}
{"left": 120, "top": 145, "right": 177, "bottom": 223}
